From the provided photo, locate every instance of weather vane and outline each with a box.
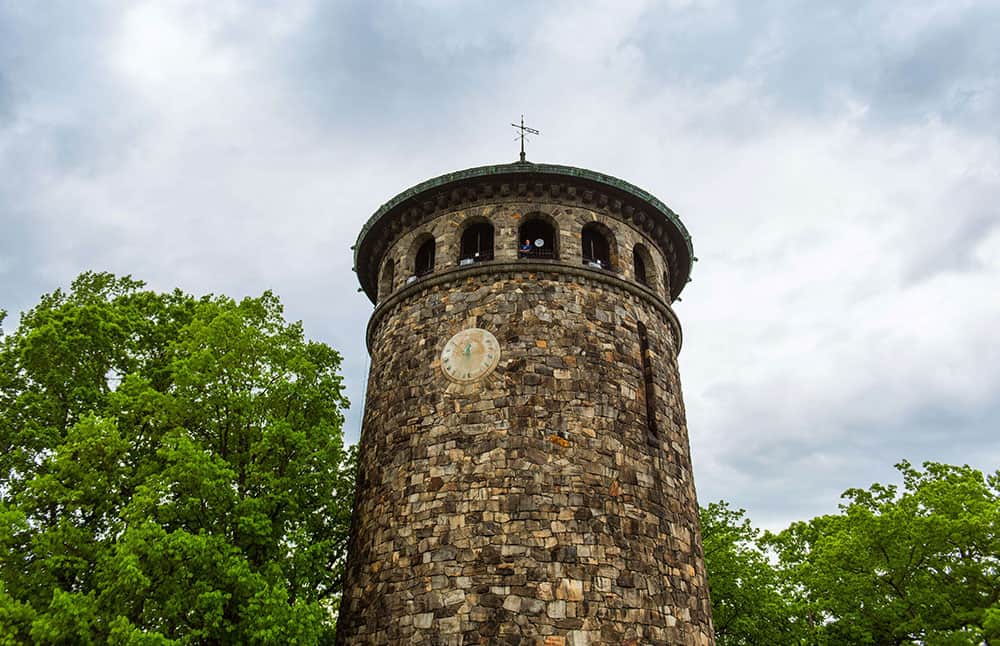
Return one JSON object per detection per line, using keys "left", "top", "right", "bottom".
{"left": 511, "top": 115, "right": 540, "bottom": 162}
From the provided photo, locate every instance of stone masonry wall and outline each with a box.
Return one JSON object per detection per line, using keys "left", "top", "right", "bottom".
{"left": 337, "top": 267, "right": 714, "bottom": 646}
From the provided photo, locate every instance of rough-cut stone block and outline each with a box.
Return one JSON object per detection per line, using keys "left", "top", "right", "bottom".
{"left": 556, "top": 579, "right": 584, "bottom": 602}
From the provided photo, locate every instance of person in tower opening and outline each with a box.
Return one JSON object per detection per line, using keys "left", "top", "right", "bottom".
{"left": 519, "top": 239, "right": 533, "bottom": 257}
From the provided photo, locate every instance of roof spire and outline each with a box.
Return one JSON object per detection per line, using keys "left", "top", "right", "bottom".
{"left": 511, "top": 114, "right": 540, "bottom": 162}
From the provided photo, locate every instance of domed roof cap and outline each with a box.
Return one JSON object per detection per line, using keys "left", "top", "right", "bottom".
{"left": 353, "top": 161, "right": 694, "bottom": 301}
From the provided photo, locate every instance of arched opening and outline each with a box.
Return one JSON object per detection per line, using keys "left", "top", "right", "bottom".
{"left": 582, "top": 223, "right": 614, "bottom": 270}
{"left": 459, "top": 221, "right": 494, "bottom": 264}
{"left": 634, "top": 252, "right": 647, "bottom": 285}
{"left": 378, "top": 258, "right": 395, "bottom": 299}
{"left": 414, "top": 238, "right": 436, "bottom": 277}
{"left": 518, "top": 216, "right": 557, "bottom": 260}
{"left": 663, "top": 270, "right": 671, "bottom": 301}
{"left": 633, "top": 243, "right": 652, "bottom": 287}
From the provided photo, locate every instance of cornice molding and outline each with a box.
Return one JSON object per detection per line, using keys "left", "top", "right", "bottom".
{"left": 352, "top": 162, "right": 695, "bottom": 304}
{"left": 365, "top": 260, "right": 684, "bottom": 354}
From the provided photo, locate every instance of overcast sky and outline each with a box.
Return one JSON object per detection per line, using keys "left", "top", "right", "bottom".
{"left": 2, "top": 0, "right": 998, "bottom": 529}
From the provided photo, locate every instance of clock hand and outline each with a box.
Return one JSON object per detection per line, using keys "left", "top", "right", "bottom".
{"left": 464, "top": 343, "right": 472, "bottom": 356}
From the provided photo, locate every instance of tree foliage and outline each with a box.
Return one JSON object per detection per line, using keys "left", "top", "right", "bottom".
{"left": 702, "top": 461, "right": 1000, "bottom": 646}
{"left": 4, "top": 273, "right": 998, "bottom": 645}
{"left": 700, "top": 501, "right": 795, "bottom": 645}
{"left": 765, "top": 461, "right": 1000, "bottom": 645}
{"left": 0, "top": 273, "right": 354, "bottom": 644}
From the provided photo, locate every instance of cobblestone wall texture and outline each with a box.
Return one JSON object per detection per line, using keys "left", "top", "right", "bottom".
{"left": 340, "top": 169, "right": 712, "bottom": 645}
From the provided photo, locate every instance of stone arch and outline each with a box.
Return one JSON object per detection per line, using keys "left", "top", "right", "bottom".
{"left": 378, "top": 256, "right": 395, "bottom": 300}
{"left": 581, "top": 221, "right": 618, "bottom": 271}
{"left": 410, "top": 233, "right": 436, "bottom": 278}
{"left": 632, "top": 242, "right": 656, "bottom": 290}
{"left": 517, "top": 212, "right": 559, "bottom": 260}
{"left": 458, "top": 217, "right": 495, "bottom": 264}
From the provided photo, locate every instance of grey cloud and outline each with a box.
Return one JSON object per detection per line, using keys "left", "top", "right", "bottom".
{"left": 870, "top": 6, "right": 1000, "bottom": 129}
{"left": 899, "top": 176, "right": 1000, "bottom": 284}
{"left": 696, "top": 386, "right": 1000, "bottom": 528}
{"left": 0, "top": 72, "right": 10, "bottom": 124}
{"left": 0, "top": 4, "right": 118, "bottom": 109}
{"left": 635, "top": 3, "right": 879, "bottom": 112}
{"left": 636, "top": 1, "right": 1000, "bottom": 134}
{"left": 0, "top": 204, "right": 52, "bottom": 320}
{"left": 1, "top": 0, "right": 998, "bottom": 533}
{"left": 902, "top": 207, "right": 998, "bottom": 284}
{"left": 0, "top": 4, "right": 146, "bottom": 177}
{"left": 276, "top": 2, "right": 519, "bottom": 132}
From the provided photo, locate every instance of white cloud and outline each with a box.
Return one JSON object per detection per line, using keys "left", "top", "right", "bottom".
{"left": 1, "top": 0, "right": 998, "bottom": 531}
{"left": 677, "top": 115, "right": 1000, "bottom": 524}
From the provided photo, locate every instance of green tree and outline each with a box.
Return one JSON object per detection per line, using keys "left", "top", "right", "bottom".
{"left": 700, "top": 501, "right": 798, "bottom": 645}
{"left": 765, "top": 461, "right": 1000, "bottom": 645}
{"left": 0, "top": 273, "right": 354, "bottom": 644}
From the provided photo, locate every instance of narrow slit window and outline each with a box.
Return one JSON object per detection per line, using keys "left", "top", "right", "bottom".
{"left": 634, "top": 246, "right": 648, "bottom": 286}
{"left": 637, "top": 322, "right": 658, "bottom": 440}
{"left": 379, "top": 258, "right": 395, "bottom": 299}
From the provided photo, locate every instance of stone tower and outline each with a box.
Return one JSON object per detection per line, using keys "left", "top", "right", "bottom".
{"left": 338, "top": 161, "right": 714, "bottom": 646}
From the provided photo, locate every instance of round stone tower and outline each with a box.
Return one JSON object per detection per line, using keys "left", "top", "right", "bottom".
{"left": 338, "top": 161, "right": 714, "bottom": 646}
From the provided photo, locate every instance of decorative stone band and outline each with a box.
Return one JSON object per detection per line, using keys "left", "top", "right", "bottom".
{"left": 365, "top": 260, "right": 684, "bottom": 353}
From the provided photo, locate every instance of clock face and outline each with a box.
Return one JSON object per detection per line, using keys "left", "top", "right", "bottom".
{"left": 440, "top": 328, "right": 501, "bottom": 383}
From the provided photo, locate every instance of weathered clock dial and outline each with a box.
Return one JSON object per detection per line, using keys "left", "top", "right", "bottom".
{"left": 440, "top": 328, "right": 501, "bottom": 383}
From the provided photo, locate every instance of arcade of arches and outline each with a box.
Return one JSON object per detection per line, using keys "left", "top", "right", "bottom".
{"left": 379, "top": 215, "right": 673, "bottom": 304}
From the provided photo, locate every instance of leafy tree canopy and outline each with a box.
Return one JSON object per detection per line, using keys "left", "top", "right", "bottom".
{"left": 704, "top": 461, "right": 999, "bottom": 645}
{"left": 765, "top": 460, "right": 999, "bottom": 645}
{"left": 700, "top": 501, "right": 796, "bottom": 645}
{"left": 0, "top": 272, "right": 354, "bottom": 644}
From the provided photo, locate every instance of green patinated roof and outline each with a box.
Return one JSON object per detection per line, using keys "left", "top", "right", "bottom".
{"left": 353, "top": 160, "right": 695, "bottom": 302}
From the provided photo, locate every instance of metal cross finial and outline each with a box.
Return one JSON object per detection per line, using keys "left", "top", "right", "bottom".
{"left": 511, "top": 115, "right": 540, "bottom": 162}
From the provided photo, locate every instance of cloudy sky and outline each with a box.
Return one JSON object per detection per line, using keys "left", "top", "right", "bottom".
{"left": 2, "top": 0, "right": 998, "bottom": 529}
